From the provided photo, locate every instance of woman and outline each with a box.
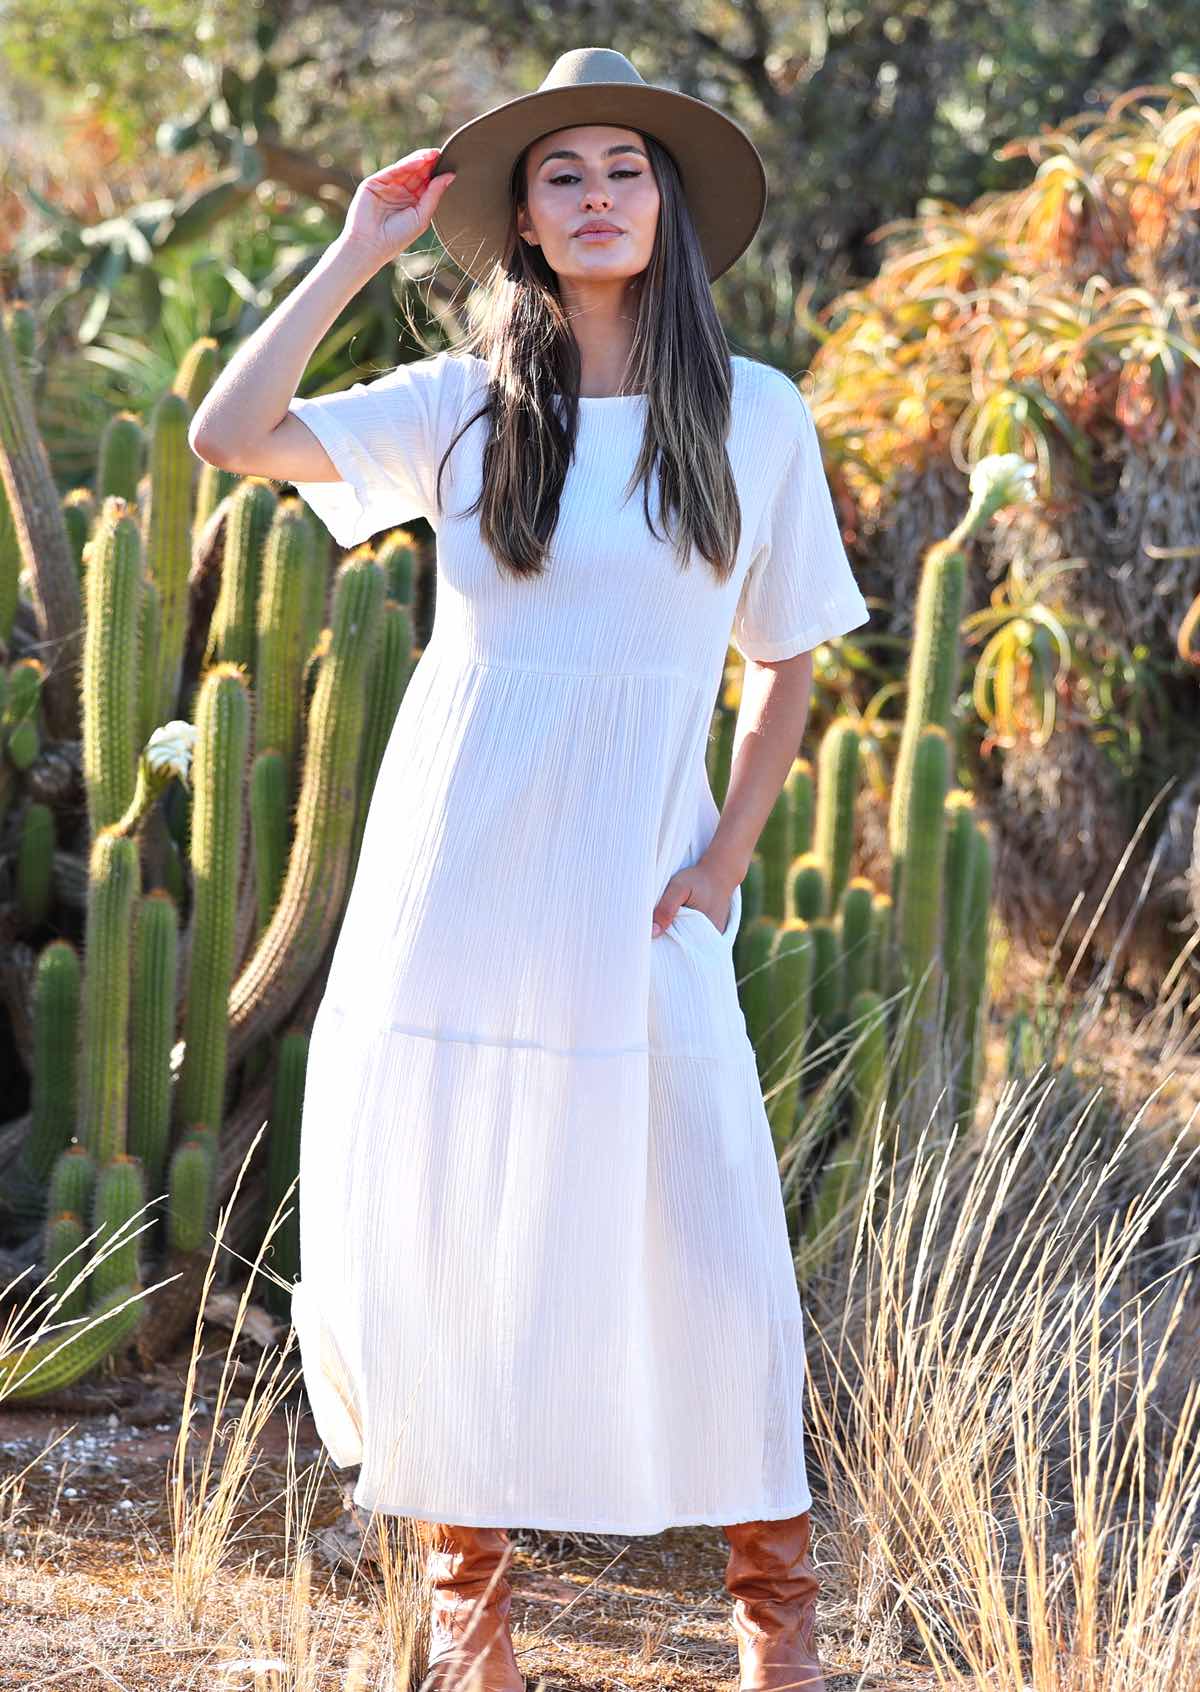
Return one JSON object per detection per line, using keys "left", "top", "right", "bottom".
{"left": 190, "top": 45, "right": 868, "bottom": 1692}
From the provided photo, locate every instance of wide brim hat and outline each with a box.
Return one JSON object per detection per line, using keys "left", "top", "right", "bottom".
{"left": 430, "top": 46, "right": 767, "bottom": 285}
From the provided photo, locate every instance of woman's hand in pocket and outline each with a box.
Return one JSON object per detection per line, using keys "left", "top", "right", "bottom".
{"left": 652, "top": 864, "right": 738, "bottom": 939}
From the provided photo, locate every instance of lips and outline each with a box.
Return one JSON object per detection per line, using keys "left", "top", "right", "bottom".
{"left": 575, "top": 224, "right": 623, "bottom": 236}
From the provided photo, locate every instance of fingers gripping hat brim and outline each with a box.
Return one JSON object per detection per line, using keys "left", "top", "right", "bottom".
{"left": 429, "top": 78, "right": 767, "bottom": 286}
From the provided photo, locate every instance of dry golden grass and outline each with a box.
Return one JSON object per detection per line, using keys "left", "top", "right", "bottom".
{"left": 3, "top": 930, "right": 1200, "bottom": 1689}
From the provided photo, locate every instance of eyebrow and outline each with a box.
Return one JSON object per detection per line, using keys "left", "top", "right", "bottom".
{"left": 536, "top": 144, "right": 648, "bottom": 166}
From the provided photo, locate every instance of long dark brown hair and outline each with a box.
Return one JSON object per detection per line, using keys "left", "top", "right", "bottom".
{"left": 404, "top": 129, "right": 743, "bottom": 583}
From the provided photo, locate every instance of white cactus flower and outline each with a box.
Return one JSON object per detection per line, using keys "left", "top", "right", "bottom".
{"left": 144, "top": 719, "right": 198, "bottom": 786}
{"left": 968, "top": 452, "right": 1037, "bottom": 510}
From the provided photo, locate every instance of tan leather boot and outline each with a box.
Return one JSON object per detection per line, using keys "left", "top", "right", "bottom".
{"left": 720, "top": 1511, "right": 826, "bottom": 1691}
{"left": 415, "top": 1522, "right": 525, "bottom": 1691}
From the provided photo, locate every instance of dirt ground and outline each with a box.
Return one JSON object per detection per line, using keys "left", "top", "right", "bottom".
{"left": 0, "top": 1341, "right": 955, "bottom": 1692}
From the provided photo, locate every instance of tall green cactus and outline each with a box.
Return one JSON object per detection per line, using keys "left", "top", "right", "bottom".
{"left": 763, "top": 922, "right": 814, "bottom": 1152}
{"left": 0, "top": 301, "right": 84, "bottom": 738}
{"left": 5, "top": 657, "right": 43, "bottom": 772}
{"left": 789, "top": 759, "right": 816, "bottom": 858}
{"left": 352, "top": 598, "right": 418, "bottom": 879}
{"left": 43, "top": 1213, "right": 88, "bottom": 1322}
{"left": 168, "top": 1136, "right": 216, "bottom": 1254}
{"left": 804, "top": 987, "right": 889, "bottom": 1238}
{"left": 81, "top": 497, "right": 143, "bottom": 835}
{"left": 255, "top": 499, "right": 319, "bottom": 779}
{"left": 80, "top": 830, "right": 140, "bottom": 1165}
{"left": 789, "top": 852, "right": 827, "bottom": 922}
{"left": 225, "top": 558, "right": 387, "bottom": 1064}
{"left": 378, "top": 529, "right": 419, "bottom": 608}
{"left": 757, "top": 783, "right": 794, "bottom": 919}
{"left": 64, "top": 488, "right": 96, "bottom": 577}
{"left": 137, "top": 574, "right": 163, "bottom": 750}
{"left": 177, "top": 663, "right": 251, "bottom": 1138}
{"left": 48, "top": 1145, "right": 96, "bottom": 1224}
{"left": 838, "top": 879, "right": 876, "bottom": 1004}
{"left": 17, "top": 800, "right": 54, "bottom": 926}
{"left": 888, "top": 538, "right": 965, "bottom": 913}
{"left": 28, "top": 940, "right": 81, "bottom": 1184}
{"left": 942, "top": 791, "right": 977, "bottom": 1021}
{"left": 173, "top": 336, "right": 220, "bottom": 412}
{"left": 814, "top": 718, "right": 861, "bottom": 914}
{"left": 203, "top": 477, "right": 278, "bottom": 677}
{"left": 91, "top": 1155, "right": 146, "bottom": 1301}
{"left": 129, "top": 890, "right": 179, "bottom": 1200}
{"left": 250, "top": 749, "right": 290, "bottom": 936}
{"left": 0, "top": 1284, "right": 146, "bottom": 1402}
{"left": 265, "top": 1029, "right": 308, "bottom": 1316}
{"left": 97, "top": 413, "right": 144, "bottom": 504}
{"left": 957, "top": 816, "right": 994, "bottom": 1126}
{"left": 738, "top": 908, "right": 779, "bottom": 1073}
{"left": 144, "top": 390, "right": 197, "bottom": 726}
{"left": 896, "top": 725, "right": 951, "bottom": 1092}
{"left": 808, "top": 919, "right": 842, "bottom": 1048}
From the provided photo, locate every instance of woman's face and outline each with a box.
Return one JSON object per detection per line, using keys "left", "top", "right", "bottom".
{"left": 517, "top": 124, "right": 660, "bottom": 281}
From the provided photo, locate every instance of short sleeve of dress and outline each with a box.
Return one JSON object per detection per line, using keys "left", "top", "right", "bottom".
{"left": 731, "top": 379, "right": 870, "bottom": 662}
{"left": 286, "top": 348, "right": 463, "bottom": 547}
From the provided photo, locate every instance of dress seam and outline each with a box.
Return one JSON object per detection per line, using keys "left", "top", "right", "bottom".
{"left": 426, "top": 650, "right": 707, "bottom": 683}
{"left": 319, "top": 1004, "right": 751, "bottom": 1063}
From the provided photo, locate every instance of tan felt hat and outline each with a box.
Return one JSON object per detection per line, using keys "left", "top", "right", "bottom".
{"left": 430, "top": 46, "right": 768, "bottom": 285}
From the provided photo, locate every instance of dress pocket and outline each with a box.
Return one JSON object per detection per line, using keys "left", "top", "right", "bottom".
{"left": 672, "top": 880, "right": 742, "bottom": 949}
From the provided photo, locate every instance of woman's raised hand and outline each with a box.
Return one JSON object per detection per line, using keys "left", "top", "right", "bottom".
{"left": 338, "top": 148, "right": 456, "bottom": 263}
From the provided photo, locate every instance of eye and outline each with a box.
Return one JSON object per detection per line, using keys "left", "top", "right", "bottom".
{"left": 547, "top": 169, "right": 642, "bottom": 185}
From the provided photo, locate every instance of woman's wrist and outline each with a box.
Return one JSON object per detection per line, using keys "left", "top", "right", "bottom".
{"left": 322, "top": 233, "right": 393, "bottom": 286}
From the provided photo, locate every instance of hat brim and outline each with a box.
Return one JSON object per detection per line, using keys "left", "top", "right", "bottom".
{"left": 430, "top": 83, "right": 767, "bottom": 285}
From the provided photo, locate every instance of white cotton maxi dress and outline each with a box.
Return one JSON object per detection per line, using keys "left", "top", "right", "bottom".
{"left": 284, "top": 350, "right": 869, "bottom": 1534}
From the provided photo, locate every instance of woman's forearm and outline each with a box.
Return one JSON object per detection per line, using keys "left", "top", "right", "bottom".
{"left": 188, "top": 236, "right": 384, "bottom": 462}
{"left": 703, "top": 652, "right": 816, "bottom": 888}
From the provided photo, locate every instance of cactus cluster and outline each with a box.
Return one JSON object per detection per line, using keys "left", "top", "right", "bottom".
{"left": 711, "top": 480, "right": 1010, "bottom": 1238}
{"left": 0, "top": 304, "right": 428, "bottom": 1394}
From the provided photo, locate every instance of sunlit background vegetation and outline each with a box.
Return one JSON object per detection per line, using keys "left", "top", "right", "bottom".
{"left": 1, "top": 6, "right": 1199, "bottom": 1689}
